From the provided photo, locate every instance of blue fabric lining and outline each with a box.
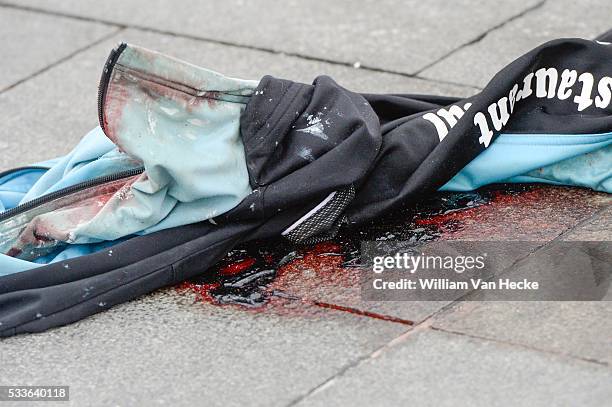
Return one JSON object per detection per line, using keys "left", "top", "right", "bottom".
{"left": 0, "top": 168, "right": 47, "bottom": 212}
{"left": 441, "top": 132, "right": 612, "bottom": 192}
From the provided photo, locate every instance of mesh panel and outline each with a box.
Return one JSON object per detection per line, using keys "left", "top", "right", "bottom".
{"left": 283, "top": 185, "right": 355, "bottom": 245}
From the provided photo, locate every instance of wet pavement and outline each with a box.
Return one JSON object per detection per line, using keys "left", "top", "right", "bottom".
{"left": 1, "top": 1, "right": 611, "bottom": 406}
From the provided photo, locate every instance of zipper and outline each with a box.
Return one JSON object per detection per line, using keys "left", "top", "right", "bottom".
{"left": 0, "top": 166, "right": 49, "bottom": 180}
{"left": 98, "top": 42, "right": 127, "bottom": 132}
{"left": 0, "top": 44, "right": 143, "bottom": 223}
{"left": 0, "top": 167, "right": 144, "bottom": 222}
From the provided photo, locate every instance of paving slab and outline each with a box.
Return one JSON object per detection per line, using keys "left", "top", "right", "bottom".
{"left": 433, "top": 300, "right": 612, "bottom": 366}
{"left": 296, "top": 328, "right": 612, "bottom": 407}
{"left": 432, "top": 203, "right": 612, "bottom": 365}
{"left": 563, "top": 204, "right": 612, "bottom": 241}
{"left": 0, "top": 6, "right": 115, "bottom": 91}
{"left": 0, "top": 289, "right": 407, "bottom": 407}
{"left": 0, "top": 27, "right": 475, "bottom": 171}
{"left": 4, "top": 0, "right": 540, "bottom": 75}
{"left": 421, "top": 0, "right": 612, "bottom": 87}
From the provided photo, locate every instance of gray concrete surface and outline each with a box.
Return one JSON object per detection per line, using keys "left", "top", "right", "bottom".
{"left": 564, "top": 205, "right": 612, "bottom": 241}
{"left": 434, "top": 301, "right": 612, "bottom": 366}
{"left": 0, "top": 291, "right": 406, "bottom": 407}
{"left": 0, "top": 1, "right": 611, "bottom": 406}
{"left": 0, "top": 7, "right": 115, "bottom": 92}
{"left": 432, "top": 204, "right": 612, "bottom": 365}
{"left": 294, "top": 329, "right": 612, "bottom": 407}
{"left": 2, "top": 0, "right": 541, "bottom": 74}
{"left": 420, "top": 0, "right": 612, "bottom": 87}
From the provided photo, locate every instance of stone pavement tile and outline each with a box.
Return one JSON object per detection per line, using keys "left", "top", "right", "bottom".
{"left": 433, "top": 301, "right": 612, "bottom": 366}
{"left": 296, "top": 328, "right": 612, "bottom": 407}
{"left": 421, "top": 0, "right": 612, "bottom": 87}
{"left": 562, "top": 204, "right": 612, "bottom": 241}
{"left": 431, "top": 203, "right": 612, "bottom": 365}
{"left": 6, "top": 0, "right": 540, "bottom": 74}
{"left": 0, "top": 27, "right": 475, "bottom": 171}
{"left": 0, "top": 289, "right": 407, "bottom": 407}
{"left": 0, "top": 6, "right": 116, "bottom": 91}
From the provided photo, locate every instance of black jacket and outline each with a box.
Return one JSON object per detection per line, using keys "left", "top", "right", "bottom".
{"left": 1, "top": 35, "right": 612, "bottom": 336}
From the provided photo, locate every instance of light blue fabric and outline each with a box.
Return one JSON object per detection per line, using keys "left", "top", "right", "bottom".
{"left": 19, "top": 127, "right": 139, "bottom": 203}
{"left": 0, "top": 168, "right": 47, "bottom": 212}
{"left": 0, "top": 128, "right": 136, "bottom": 274}
{"left": 78, "top": 44, "right": 258, "bottom": 244}
{"left": 0, "top": 44, "right": 259, "bottom": 273}
{"left": 0, "top": 121, "right": 253, "bottom": 275}
{"left": 441, "top": 132, "right": 612, "bottom": 192}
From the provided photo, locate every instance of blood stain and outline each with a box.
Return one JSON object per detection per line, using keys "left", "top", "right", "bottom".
{"left": 175, "top": 184, "right": 533, "bottom": 315}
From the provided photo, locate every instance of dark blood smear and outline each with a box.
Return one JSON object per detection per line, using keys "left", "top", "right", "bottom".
{"left": 177, "top": 184, "right": 531, "bottom": 308}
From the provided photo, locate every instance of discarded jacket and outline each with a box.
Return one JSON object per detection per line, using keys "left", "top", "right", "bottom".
{"left": 0, "top": 35, "right": 611, "bottom": 336}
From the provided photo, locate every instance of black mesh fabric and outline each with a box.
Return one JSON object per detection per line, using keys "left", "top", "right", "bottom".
{"left": 283, "top": 185, "right": 355, "bottom": 245}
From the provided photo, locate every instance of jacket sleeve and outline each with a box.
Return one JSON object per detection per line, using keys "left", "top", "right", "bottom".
{"left": 347, "top": 38, "right": 612, "bottom": 224}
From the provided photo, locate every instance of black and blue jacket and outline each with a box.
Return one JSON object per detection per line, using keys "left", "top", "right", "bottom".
{"left": 0, "top": 34, "right": 610, "bottom": 336}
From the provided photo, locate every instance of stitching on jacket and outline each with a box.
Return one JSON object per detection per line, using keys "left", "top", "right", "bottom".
{"left": 249, "top": 80, "right": 293, "bottom": 138}
{"left": 248, "top": 83, "right": 302, "bottom": 159}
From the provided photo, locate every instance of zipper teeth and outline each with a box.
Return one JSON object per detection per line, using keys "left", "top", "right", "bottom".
{"left": 97, "top": 42, "right": 127, "bottom": 132}
{"left": 0, "top": 167, "right": 144, "bottom": 222}
{"left": 0, "top": 44, "right": 139, "bottom": 222}
{"left": 0, "top": 166, "right": 49, "bottom": 180}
